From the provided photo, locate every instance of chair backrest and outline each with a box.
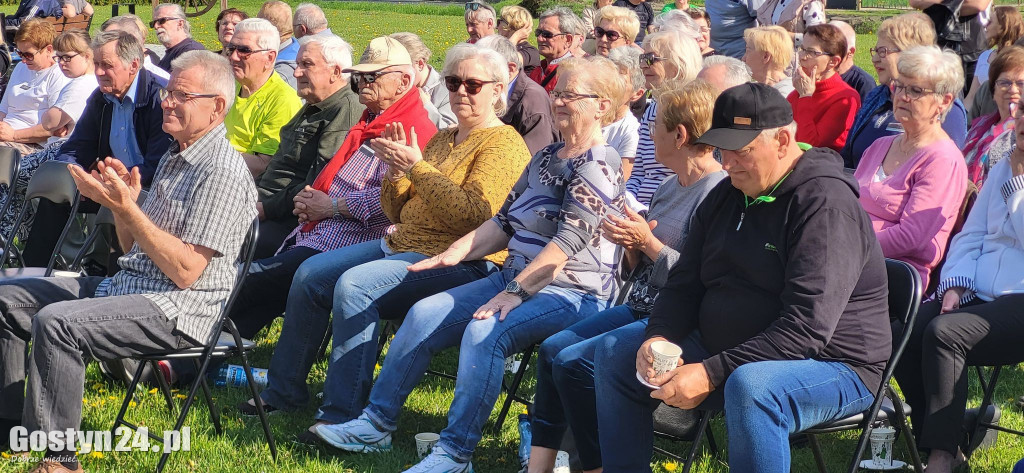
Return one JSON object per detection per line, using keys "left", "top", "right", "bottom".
{"left": 46, "top": 13, "right": 91, "bottom": 33}
{"left": 927, "top": 181, "right": 979, "bottom": 295}
{"left": 881, "top": 258, "right": 923, "bottom": 396}
{"left": 198, "top": 217, "right": 259, "bottom": 348}
{"left": 0, "top": 146, "right": 20, "bottom": 187}
{"left": 25, "top": 161, "right": 78, "bottom": 204}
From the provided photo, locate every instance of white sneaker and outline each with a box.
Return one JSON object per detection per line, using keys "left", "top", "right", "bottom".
{"left": 402, "top": 446, "right": 474, "bottom": 473}
{"left": 314, "top": 413, "right": 392, "bottom": 453}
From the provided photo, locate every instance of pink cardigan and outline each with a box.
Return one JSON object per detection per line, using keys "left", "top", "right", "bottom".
{"left": 854, "top": 135, "right": 968, "bottom": 289}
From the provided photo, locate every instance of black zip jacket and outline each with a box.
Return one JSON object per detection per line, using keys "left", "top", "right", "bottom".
{"left": 645, "top": 147, "right": 891, "bottom": 392}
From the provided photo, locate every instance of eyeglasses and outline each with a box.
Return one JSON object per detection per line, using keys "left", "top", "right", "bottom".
{"left": 224, "top": 45, "right": 272, "bottom": 59}
{"left": 995, "top": 78, "right": 1024, "bottom": 91}
{"left": 52, "top": 52, "right": 79, "bottom": 64}
{"left": 158, "top": 88, "right": 219, "bottom": 105}
{"left": 444, "top": 76, "right": 497, "bottom": 95}
{"left": 465, "top": 2, "right": 480, "bottom": 10}
{"left": 217, "top": 19, "right": 239, "bottom": 28}
{"left": 350, "top": 70, "right": 402, "bottom": 86}
{"left": 535, "top": 29, "right": 570, "bottom": 40}
{"left": 797, "top": 47, "right": 830, "bottom": 58}
{"left": 149, "top": 16, "right": 181, "bottom": 28}
{"left": 594, "top": 26, "right": 622, "bottom": 42}
{"left": 639, "top": 52, "right": 666, "bottom": 67}
{"left": 14, "top": 48, "right": 39, "bottom": 61}
{"left": 550, "top": 90, "right": 600, "bottom": 102}
{"left": 869, "top": 46, "right": 900, "bottom": 58}
{"left": 892, "top": 80, "right": 937, "bottom": 101}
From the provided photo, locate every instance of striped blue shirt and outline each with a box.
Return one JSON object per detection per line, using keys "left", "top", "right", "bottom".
{"left": 625, "top": 100, "right": 672, "bottom": 209}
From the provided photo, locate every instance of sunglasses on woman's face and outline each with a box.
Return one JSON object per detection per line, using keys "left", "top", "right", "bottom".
{"left": 444, "top": 76, "right": 497, "bottom": 95}
{"left": 594, "top": 26, "right": 621, "bottom": 42}
{"left": 639, "top": 52, "right": 666, "bottom": 67}
{"left": 15, "top": 48, "right": 39, "bottom": 61}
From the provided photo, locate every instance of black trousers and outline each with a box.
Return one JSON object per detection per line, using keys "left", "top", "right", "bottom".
{"left": 893, "top": 294, "right": 1024, "bottom": 454}
{"left": 22, "top": 199, "right": 100, "bottom": 268}
{"left": 253, "top": 218, "right": 295, "bottom": 261}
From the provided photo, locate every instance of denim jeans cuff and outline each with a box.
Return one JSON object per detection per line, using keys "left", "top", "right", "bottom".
{"left": 362, "top": 405, "right": 397, "bottom": 432}
{"left": 437, "top": 440, "right": 473, "bottom": 463}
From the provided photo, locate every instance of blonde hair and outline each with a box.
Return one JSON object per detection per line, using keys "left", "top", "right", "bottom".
{"left": 654, "top": 79, "right": 717, "bottom": 154}
{"left": 53, "top": 29, "right": 91, "bottom": 55}
{"left": 500, "top": 5, "right": 533, "bottom": 32}
{"left": 558, "top": 56, "right": 622, "bottom": 126}
{"left": 595, "top": 5, "right": 640, "bottom": 44}
{"left": 642, "top": 29, "right": 702, "bottom": 82}
{"left": 878, "top": 13, "right": 937, "bottom": 51}
{"left": 743, "top": 26, "right": 794, "bottom": 72}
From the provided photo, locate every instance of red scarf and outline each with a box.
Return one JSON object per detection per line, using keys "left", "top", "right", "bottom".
{"left": 303, "top": 89, "right": 437, "bottom": 231}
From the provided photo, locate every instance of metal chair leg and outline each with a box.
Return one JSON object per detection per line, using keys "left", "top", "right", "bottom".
{"left": 494, "top": 345, "right": 536, "bottom": 432}
{"left": 807, "top": 433, "right": 828, "bottom": 473}
{"left": 236, "top": 342, "right": 278, "bottom": 460}
{"left": 682, "top": 410, "right": 712, "bottom": 473}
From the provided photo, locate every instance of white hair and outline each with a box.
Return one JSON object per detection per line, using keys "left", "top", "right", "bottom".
{"left": 897, "top": 45, "right": 964, "bottom": 120}
{"left": 234, "top": 18, "right": 281, "bottom": 52}
{"left": 476, "top": 34, "right": 520, "bottom": 71}
{"left": 701, "top": 55, "right": 753, "bottom": 89}
{"left": 652, "top": 9, "right": 699, "bottom": 41}
{"left": 300, "top": 34, "right": 354, "bottom": 83}
{"left": 155, "top": 3, "right": 191, "bottom": 36}
{"left": 171, "top": 50, "right": 237, "bottom": 110}
{"left": 294, "top": 3, "right": 329, "bottom": 33}
{"left": 441, "top": 43, "right": 511, "bottom": 116}
{"left": 466, "top": 3, "right": 496, "bottom": 23}
{"left": 91, "top": 30, "right": 144, "bottom": 68}
{"left": 539, "top": 7, "right": 586, "bottom": 36}
{"left": 608, "top": 46, "right": 644, "bottom": 91}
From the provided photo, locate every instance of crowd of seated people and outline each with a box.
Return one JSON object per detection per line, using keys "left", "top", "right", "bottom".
{"left": 0, "top": 2, "right": 1022, "bottom": 473}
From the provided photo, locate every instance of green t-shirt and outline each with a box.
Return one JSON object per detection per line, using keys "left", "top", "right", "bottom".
{"left": 224, "top": 72, "right": 303, "bottom": 156}
{"left": 660, "top": 3, "right": 688, "bottom": 13}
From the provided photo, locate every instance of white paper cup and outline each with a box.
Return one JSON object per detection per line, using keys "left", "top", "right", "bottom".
{"left": 650, "top": 340, "right": 682, "bottom": 377}
{"left": 869, "top": 426, "right": 896, "bottom": 467}
{"left": 414, "top": 432, "right": 440, "bottom": 458}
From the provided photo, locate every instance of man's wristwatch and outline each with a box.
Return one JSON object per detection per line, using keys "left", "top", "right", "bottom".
{"left": 331, "top": 198, "right": 342, "bottom": 219}
{"left": 504, "top": 280, "right": 531, "bottom": 301}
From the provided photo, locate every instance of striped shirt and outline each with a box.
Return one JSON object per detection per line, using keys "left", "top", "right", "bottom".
{"left": 625, "top": 100, "right": 672, "bottom": 209}
{"left": 96, "top": 124, "right": 257, "bottom": 343}
{"left": 294, "top": 144, "right": 391, "bottom": 252}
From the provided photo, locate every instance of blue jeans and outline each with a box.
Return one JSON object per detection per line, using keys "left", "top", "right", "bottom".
{"left": 1013, "top": 458, "right": 1024, "bottom": 473}
{"left": 362, "top": 269, "right": 611, "bottom": 463}
{"left": 260, "top": 239, "right": 496, "bottom": 417}
{"left": 531, "top": 304, "right": 641, "bottom": 470}
{"left": 594, "top": 322, "right": 874, "bottom": 473}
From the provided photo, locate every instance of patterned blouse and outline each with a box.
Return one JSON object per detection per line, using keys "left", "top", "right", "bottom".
{"left": 381, "top": 125, "right": 531, "bottom": 264}
{"left": 494, "top": 143, "right": 625, "bottom": 300}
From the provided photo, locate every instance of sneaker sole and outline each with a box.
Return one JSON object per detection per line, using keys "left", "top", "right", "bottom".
{"left": 314, "top": 425, "right": 391, "bottom": 453}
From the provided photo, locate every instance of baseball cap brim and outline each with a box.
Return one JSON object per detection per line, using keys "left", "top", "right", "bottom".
{"left": 343, "top": 63, "right": 395, "bottom": 73}
{"left": 695, "top": 128, "right": 763, "bottom": 151}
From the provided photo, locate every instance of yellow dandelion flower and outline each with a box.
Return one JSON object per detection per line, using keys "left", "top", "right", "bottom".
{"left": 89, "top": 451, "right": 103, "bottom": 459}
{"left": 1, "top": 451, "right": 10, "bottom": 459}
{"left": 148, "top": 388, "right": 158, "bottom": 395}
{"left": 664, "top": 461, "right": 678, "bottom": 472}
{"left": 129, "top": 401, "right": 136, "bottom": 407}
{"left": 175, "top": 394, "right": 186, "bottom": 399}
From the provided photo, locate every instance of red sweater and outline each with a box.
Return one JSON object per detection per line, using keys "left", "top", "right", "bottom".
{"left": 529, "top": 60, "right": 560, "bottom": 92}
{"left": 787, "top": 73, "right": 861, "bottom": 152}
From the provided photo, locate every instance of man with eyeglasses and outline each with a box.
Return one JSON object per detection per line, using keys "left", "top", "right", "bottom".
{"left": 0, "top": 50, "right": 256, "bottom": 473}
{"left": 529, "top": 7, "right": 586, "bottom": 93}
{"left": 22, "top": 30, "right": 173, "bottom": 268}
{"left": 224, "top": 18, "right": 303, "bottom": 179}
{"left": 152, "top": 3, "right": 206, "bottom": 73}
{"left": 465, "top": 2, "right": 495, "bottom": 44}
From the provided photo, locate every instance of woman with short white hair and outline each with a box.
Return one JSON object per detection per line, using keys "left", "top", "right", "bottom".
{"left": 853, "top": 45, "right": 967, "bottom": 291}
{"left": 628, "top": 29, "right": 702, "bottom": 209}
{"left": 315, "top": 56, "right": 623, "bottom": 473}
{"left": 742, "top": 25, "right": 795, "bottom": 97}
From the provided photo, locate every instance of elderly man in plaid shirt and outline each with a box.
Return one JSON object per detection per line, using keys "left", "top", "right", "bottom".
{"left": 0, "top": 50, "right": 256, "bottom": 473}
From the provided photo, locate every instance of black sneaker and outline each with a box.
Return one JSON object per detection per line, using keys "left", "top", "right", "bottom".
{"left": 236, "top": 399, "right": 278, "bottom": 417}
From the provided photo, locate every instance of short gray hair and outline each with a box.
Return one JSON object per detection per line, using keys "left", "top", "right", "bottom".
{"left": 155, "top": 3, "right": 191, "bottom": 36}
{"left": 101, "top": 15, "right": 145, "bottom": 43}
{"left": 896, "top": 45, "right": 964, "bottom": 119}
{"left": 476, "top": 34, "right": 520, "bottom": 71}
{"left": 539, "top": 7, "right": 586, "bottom": 36}
{"left": 234, "top": 18, "right": 281, "bottom": 51}
{"left": 608, "top": 46, "right": 644, "bottom": 92}
{"left": 701, "top": 55, "right": 753, "bottom": 89}
{"left": 300, "top": 34, "right": 354, "bottom": 82}
{"left": 465, "top": 3, "right": 496, "bottom": 23}
{"left": 294, "top": 3, "right": 328, "bottom": 32}
{"left": 758, "top": 122, "right": 798, "bottom": 144}
{"left": 651, "top": 9, "right": 699, "bottom": 41}
{"left": 171, "top": 50, "right": 237, "bottom": 110}
{"left": 441, "top": 43, "right": 511, "bottom": 116}
{"left": 91, "top": 30, "right": 144, "bottom": 68}
{"left": 389, "top": 32, "right": 432, "bottom": 64}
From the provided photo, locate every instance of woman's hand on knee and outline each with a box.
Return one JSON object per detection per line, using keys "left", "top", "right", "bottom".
{"left": 940, "top": 287, "right": 966, "bottom": 314}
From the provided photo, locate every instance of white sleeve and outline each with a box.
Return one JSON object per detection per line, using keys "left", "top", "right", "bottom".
{"left": 52, "top": 76, "right": 97, "bottom": 122}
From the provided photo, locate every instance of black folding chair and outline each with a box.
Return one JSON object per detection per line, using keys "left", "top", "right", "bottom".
{"left": 65, "top": 192, "right": 148, "bottom": 274}
{"left": 111, "top": 218, "right": 277, "bottom": 473}
{"left": 0, "top": 160, "right": 80, "bottom": 276}
{"left": 963, "top": 367, "right": 1024, "bottom": 457}
{"left": 0, "top": 146, "right": 21, "bottom": 266}
{"left": 677, "top": 259, "right": 925, "bottom": 473}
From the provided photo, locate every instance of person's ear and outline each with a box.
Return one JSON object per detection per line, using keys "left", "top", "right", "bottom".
{"left": 629, "top": 87, "right": 646, "bottom": 104}
{"left": 827, "top": 54, "right": 841, "bottom": 71}
{"left": 762, "top": 51, "right": 772, "bottom": 67}
{"left": 267, "top": 49, "right": 277, "bottom": 65}
{"left": 848, "top": 46, "right": 856, "bottom": 59}
{"left": 776, "top": 127, "right": 792, "bottom": 157}
{"left": 674, "top": 123, "right": 689, "bottom": 149}
{"left": 507, "top": 61, "right": 517, "bottom": 78}
{"left": 595, "top": 97, "right": 611, "bottom": 121}
{"left": 214, "top": 96, "right": 227, "bottom": 117}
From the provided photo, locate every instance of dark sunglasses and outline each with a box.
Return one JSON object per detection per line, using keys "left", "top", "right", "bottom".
{"left": 224, "top": 45, "right": 272, "bottom": 59}
{"left": 594, "top": 26, "right": 622, "bottom": 42}
{"left": 14, "top": 48, "right": 39, "bottom": 61}
{"left": 349, "top": 70, "right": 403, "bottom": 91}
{"left": 639, "top": 52, "right": 666, "bottom": 67}
{"left": 535, "top": 29, "right": 569, "bottom": 40}
{"left": 444, "top": 76, "right": 497, "bottom": 95}
{"left": 465, "top": 2, "right": 480, "bottom": 10}
{"left": 149, "top": 16, "right": 181, "bottom": 28}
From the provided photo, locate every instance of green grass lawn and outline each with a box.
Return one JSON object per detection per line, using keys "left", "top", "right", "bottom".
{"left": 0, "top": 2, "right": 1020, "bottom": 472}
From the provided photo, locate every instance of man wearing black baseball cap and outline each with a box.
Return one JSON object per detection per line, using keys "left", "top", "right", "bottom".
{"left": 593, "top": 83, "right": 892, "bottom": 472}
